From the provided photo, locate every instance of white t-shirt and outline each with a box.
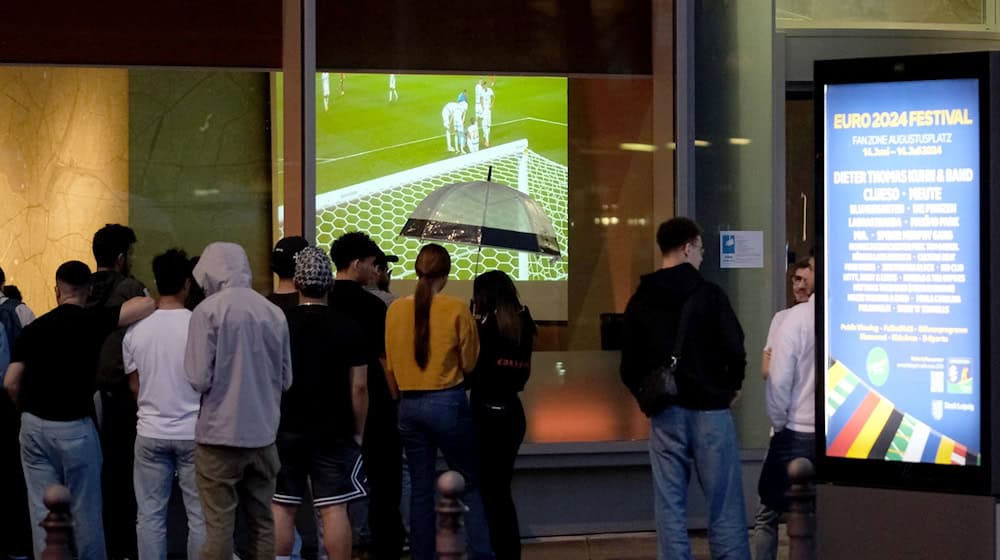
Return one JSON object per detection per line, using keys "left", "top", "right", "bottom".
{"left": 123, "top": 308, "right": 200, "bottom": 440}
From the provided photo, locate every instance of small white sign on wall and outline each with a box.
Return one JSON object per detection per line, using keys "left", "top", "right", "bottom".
{"left": 719, "top": 230, "right": 764, "bottom": 269}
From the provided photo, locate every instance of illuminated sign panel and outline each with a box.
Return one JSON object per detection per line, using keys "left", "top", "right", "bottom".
{"left": 823, "top": 79, "right": 981, "bottom": 466}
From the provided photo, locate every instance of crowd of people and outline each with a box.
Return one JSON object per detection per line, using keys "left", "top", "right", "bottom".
{"left": 0, "top": 216, "right": 817, "bottom": 560}
{"left": 0, "top": 225, "right": 535, "bottom": 560}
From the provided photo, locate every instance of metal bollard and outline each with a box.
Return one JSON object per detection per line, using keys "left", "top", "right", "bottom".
{"left": 786, "top": 457, "right": 816, "bottom": 560}
{"left": 41, "top": 484, "right": 73, "bottom": 560}
{"left": 436, "top": 470, "right": 469, "bottom": 559}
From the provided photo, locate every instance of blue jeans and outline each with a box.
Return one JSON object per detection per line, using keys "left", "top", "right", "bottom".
{"left": 649, "top": 406, "right": 749, "bottom": 560}
{"left": 749, "top": 505, "right": 781, "bottom": 560}
{"left": 19, "top": 412, "right": 106, "bottom": 560}
{"left": 750, "top": 429, "right": 815, "bottom": 560}
{"left": 399, "top": 386, "right": 494, "bottom": 560}
{"left": 134, "top": 435, "right": 205, "bottom": 560}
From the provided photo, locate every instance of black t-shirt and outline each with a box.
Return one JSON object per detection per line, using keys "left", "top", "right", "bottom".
{"left": 12, "top": 304, "right": 121, "bottom": 421}
{"left": 328, "top": 280, "right": 391, "bottom": 406}
{"left": 469, "top": 307, "right": 536, "bottom": 402}
{"left": 282, "top": 304, "right": 366, "bottom": 437}
{"left": 267, "top": 291, "right": 300, "bottom": 313}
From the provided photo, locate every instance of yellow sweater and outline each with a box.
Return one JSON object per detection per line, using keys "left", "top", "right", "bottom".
{"left": 385, "top": 293, "right": 480, "bottom": 391}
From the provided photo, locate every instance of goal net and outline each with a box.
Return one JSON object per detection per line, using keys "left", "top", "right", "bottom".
{"left": 294, "top": 139, "right": 567, "bottom": 281}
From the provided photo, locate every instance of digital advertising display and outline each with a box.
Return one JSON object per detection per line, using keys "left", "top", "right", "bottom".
{"left": 823, "top": 77, "right": 982, "bottom": 468}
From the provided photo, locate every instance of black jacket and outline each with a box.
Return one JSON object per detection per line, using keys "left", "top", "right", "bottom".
{"left": 88, "top": 270, "right": 147, "bottom": 388}
{"left": 468, "top": 307, "right": 535, "bottom": 403}
{"left": 620, "top": 263, "right": 746, "bottom": 413}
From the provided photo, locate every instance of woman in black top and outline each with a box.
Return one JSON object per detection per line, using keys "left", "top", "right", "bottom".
{"left": 470, "top": 271, "right": 536, "bottom": 560}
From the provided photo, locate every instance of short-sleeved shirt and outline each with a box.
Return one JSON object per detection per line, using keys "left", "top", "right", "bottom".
{"left": 281, "top": 304, "right": 366, "bottom": 438}
{"left": 12, "top": 304, "right": 120, "bottom": 421}
{"left": 123, "top": 308, "right": 199, "bottom": 440}
{"left": 329, "top": 280, "right": 391, "bottom": 406}
{"left": 267, "top": 291, "right": 300, "bottom": 313}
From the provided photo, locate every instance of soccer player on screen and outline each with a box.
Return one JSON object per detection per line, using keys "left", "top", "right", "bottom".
{"left": 468, "top": 119, "right": 480, "bottom": 152}
{"left": 321, "top": 72, "right": 331, "bottom": 111}
{"left": 389, "top": 74, "right": 399, "bottom": 102}
{"left": 481, "top": 86, "right": 495, "bottom": 147}
{"left": 455, "top": 101, "right": 469, "bottom": 153}
{"left": 475, "top": 80, "right": 486, "bottom": 119}
{"left": 442, "top": 101, "right": 458, "bottom": 152}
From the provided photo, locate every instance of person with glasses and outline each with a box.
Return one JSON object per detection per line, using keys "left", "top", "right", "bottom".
{"left": 367, "top": 251, "right": 399, "bottom": 308}
{"left": 620, "top": 217, "right": 750, "bottom": 560}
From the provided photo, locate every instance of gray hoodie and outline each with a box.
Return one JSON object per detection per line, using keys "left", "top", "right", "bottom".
{"left": 185, "top": 242, "right": 292, "bottom": 448}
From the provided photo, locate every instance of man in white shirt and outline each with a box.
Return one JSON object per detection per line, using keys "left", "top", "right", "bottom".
{"left": 467, "top": 119, "right": 480, "bottom": 152}
{"left": 442, "top": 101, "right": 458, "bottom": 152}
{"left": 750, "top": 292, "right": 815, "bottom": 560}
{"left": 474, "top": 79, "right": 485, "bottom": 119}
{"left": 454, "top": 100, "right": 469, "bottom": 153}
{"left": 123, "top": 249, "right": 205, "bottom": 560}
{"left": 481, "top": 86, "right": 495, "bottom": 147}
{"left": 760, "top": 257, "right": 813, "bottom": 379}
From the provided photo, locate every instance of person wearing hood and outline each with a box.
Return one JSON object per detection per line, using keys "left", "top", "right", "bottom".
{"left": 184, "top": 242, "right": 292, "bottom": 559}
{"left": 620, "top": 217, "right": 750, "bottom": 560}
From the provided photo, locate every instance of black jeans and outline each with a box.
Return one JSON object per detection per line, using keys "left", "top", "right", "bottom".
{"left": 100, "top": 390, "right": 138, "bottom": 560}
{"left": 0, "top": 394, "right": 31, "bottom": 558}
{"left": 757, "top": 428, "right": 816, "bottom": 511}
{"left": 363, "top": 400, "right": 404, "bottom": 560}
{"left": 472, "top": 395, "right": 526, "bottom": 560}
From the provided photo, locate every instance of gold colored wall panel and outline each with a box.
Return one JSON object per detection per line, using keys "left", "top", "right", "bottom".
{"left": 0, "top": 67, "right": 129, "bottom": 314}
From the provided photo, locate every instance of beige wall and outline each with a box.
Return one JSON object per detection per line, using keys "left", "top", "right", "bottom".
{"left": 0, "top": 67, "right": 129, "bottom": 314}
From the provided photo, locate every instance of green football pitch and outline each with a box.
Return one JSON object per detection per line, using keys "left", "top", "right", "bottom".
{"left": 316, "top": 73, "right": 567, "bottom": 191}
{"left": 291, "top": 73, "right": 568, "bottom": 281}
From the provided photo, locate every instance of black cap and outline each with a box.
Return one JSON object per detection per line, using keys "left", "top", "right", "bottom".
{"left": 375, "top": 250, "right": 400, "bottom": 268}
{"left": 271, "top": 236, "right": 309, "bottom": 278}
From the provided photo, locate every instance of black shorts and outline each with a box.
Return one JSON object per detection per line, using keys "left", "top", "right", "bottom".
{"left": 273, "top": 433, "right": 367, "bottom": 507}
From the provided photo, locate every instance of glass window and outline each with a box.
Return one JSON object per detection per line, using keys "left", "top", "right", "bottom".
{"left": 778, "top": 0, "right": 986, "bottom": 27}
{"left": 305, "top": 3, "right": 665, "bottom": 445}
{"left": 0, "top": 66, "right": 277, "bottom": 313}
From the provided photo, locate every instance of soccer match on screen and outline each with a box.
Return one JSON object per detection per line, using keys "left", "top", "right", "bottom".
{"left": 284, "top": 72, "right": 569, "bottom": 281}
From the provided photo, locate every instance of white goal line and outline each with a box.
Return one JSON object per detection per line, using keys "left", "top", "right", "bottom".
{"left": 312, "top": 139, "right": 529, "bottom": 210}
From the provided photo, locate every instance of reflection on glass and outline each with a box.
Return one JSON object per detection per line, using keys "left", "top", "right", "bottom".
{"left": 523, "top": 351, "right": 649, "bottom": 443}
{"left": 0, "top": 66, "right": 275, "bottom": 314}
{"left": 778, "top": 0, "right": 984, "bottom": 26}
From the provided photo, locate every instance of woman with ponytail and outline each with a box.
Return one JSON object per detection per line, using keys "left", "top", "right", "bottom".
{"left": 469, "top": 270, "right": 535, "bottom": 559}
{"left": 384, "top": 244, "right": 493, "bottom": 560}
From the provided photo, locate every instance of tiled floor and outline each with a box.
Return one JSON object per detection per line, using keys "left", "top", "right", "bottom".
{"left": 520, "top": 529, "right": 791, "bottom": 560}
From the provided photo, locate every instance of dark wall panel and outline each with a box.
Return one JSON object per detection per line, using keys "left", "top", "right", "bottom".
{"left": 0, "top": 1, "right": 282, "bottom": 68}
{"left": 316, "top": 0, "right": 652, "bottom": 75}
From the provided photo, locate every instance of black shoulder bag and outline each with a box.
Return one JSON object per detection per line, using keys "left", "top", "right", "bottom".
{"left": 636, "top": 289, "right": 699, "bottom": 415}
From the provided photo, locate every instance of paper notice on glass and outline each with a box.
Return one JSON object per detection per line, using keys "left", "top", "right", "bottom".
{"left": 719, "top": 230, "right": 764, "bottom": 269}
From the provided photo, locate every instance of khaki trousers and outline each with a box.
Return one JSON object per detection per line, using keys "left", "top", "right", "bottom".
{"left": 195, "top": 443, "right": 279, "bottom": 560}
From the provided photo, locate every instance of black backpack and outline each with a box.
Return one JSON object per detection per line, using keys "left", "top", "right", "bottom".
{"left": 0, "top": 298, "right": 22, "bottom": 348}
